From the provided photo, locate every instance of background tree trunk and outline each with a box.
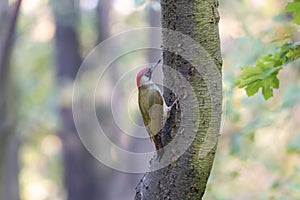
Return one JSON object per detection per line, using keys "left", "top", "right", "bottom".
{"left": 52, "top": 0, "right": 111, "bottom": 199}
{"left": 135, "top": 0, "right": 222, "bottom": 199}
{"left": 147, "top": 0, "right": 161, "bottom": 62}
{"left": 0, "top": 1, "right": 21, "bottom": 199}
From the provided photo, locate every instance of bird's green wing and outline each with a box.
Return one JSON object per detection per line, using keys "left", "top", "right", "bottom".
{"left": 138, "top": 88, "right": 163, "bottom": 136}
{"left": 147, "top": 89, "right": 164, "bottom": 136}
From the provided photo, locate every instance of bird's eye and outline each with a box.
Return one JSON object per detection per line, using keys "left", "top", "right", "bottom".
{"left": 145, "top": 71, "right": 150, "bottom": 77}
{"left": 145, "top": 70, "right": 151, "bottom": 80}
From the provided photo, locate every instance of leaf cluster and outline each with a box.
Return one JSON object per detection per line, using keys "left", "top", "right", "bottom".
{"left": 285, "top": 0, "right": 300, "bottom": 25}
{"left": 235, "top": 44, "right": 300, "bottom": 100}
{"left": 235, "top": 0, "right": 300, "bottom": 100}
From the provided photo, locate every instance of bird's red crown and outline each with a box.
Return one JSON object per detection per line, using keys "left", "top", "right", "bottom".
{"left": 136, "top": 67, "right": 148, "bottom": 87}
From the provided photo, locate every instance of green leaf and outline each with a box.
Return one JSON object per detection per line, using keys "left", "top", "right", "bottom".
{"left": 285, "top": 0, "right": 300, "bottom": 25}
{"left": 286, "top": 45, "right": 300, "bottom": 59}
{"left": 235, "top": 43, "right": 300, "bottom": 100}
{"left": 245, "top": 81, "right": 260, "bottom": 96}
{"left": 235, "top": 63, "right": 281, "bottom": 100}
{"left": 262, "top": 86, "right": 273, "bottom": 100}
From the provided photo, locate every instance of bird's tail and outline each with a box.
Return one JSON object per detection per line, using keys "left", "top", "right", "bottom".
{"left": 151, "top": 134, "right": 164, "bottom": 161}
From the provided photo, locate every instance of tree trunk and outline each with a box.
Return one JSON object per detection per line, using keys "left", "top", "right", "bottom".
{"left": 95, "top": 0, "right": 110, "bottom": 44}
{"left": 147, "top": 0, "right": 161, "bottom": 62}
{"left": 135, "top": 0, "right": 222, "bottom": 199}
{"left": 52, "top": 1, "right": 110, "bottom": 199}
{"left": 0, "top": 1, "right": 21, "bottom": 199}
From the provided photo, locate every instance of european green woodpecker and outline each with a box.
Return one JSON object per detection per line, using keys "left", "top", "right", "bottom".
{"left": 136, "top": 60, "right": 177, "bottom": 159}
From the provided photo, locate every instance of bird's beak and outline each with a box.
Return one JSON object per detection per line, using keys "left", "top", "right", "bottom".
{"left": 148, "top": 59, "right": 161, "bottom": 74}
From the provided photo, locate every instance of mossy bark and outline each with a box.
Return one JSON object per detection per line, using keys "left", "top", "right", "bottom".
{"left": 135, "top": 0, "right": 222, "bottom": 199}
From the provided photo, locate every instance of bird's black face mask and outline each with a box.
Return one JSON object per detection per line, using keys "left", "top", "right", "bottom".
{"left": 145, "top": 69, "right": 152, "bottom": 81}
{"left": 145, "top": 59, "right": 160, "bottom": 81}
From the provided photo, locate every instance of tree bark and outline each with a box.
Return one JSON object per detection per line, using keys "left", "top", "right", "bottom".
{"left": 135, "top": 0, "right": 222, "bottom": 199}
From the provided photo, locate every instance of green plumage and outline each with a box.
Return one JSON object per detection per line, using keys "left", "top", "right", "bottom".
{"left": 138, "top": 84, "right": 164, "bottom": 150}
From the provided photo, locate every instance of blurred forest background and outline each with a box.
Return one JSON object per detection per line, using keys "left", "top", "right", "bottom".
{"left": 1, "top": 0, "right": 300, "bottom": 200}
